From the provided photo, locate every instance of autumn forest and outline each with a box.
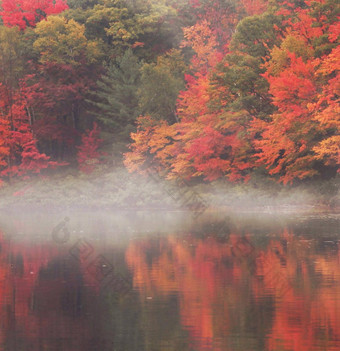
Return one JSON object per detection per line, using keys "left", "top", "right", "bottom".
{"left": 0, "top": 0, "right": 338, "bottom": 187}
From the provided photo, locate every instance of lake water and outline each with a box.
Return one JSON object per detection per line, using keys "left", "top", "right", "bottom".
{"left": 0, "top": 210, "right": 339, "bottom": 351}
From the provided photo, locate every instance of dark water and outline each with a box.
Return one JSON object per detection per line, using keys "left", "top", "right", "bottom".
{"left": 0, "top": 211, "right": 339, "bottom": 351}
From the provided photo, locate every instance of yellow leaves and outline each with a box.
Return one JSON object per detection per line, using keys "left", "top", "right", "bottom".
{"left": 0, "top": 26, "right": 24, "bottom": 80}
{"left": 0, "top": 25, "right": 21, "bottom": 56}
{"left": 124, "top": 116, "right": 174, "bottom": 173}
{"left": 34, "top": 16, "right": 102, "bottom": 66}
{"left": 313, "top": 136, "right": 340, "bottom": 166}
{"left": 316, "top": 46, "right": 340, "bottom": 77}
{"left": 148, "top": 121, "right": 175, "bottom": 154}
{"left": 86, "top": 41, "right": 103, "bottom": 64}
{"left": 306, "top": 45, "right": 340, "bottom": 169}
{"left": 123, "top": 151, "right": 146, "bottom": 173}
{"left": 91, "top": 0, "right": 172, "bottom": 50}
{"left": 312, "top": 104, "right": 340, "bottom": 129}
{"left": 106, "top": 23, "right": 135, "bottom": 43}
{"left": 267, "top": 35, "right": 314, "bottom": 76}
{"left": 124, "top": 113, "right": 199, "bottom": 180}
{"left": 181, "top": 20, "right": 220, "bottom": 69}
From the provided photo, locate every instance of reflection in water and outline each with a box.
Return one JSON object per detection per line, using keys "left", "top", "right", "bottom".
{"left": 0, "top": 214, "right": 339, "bottom": 350}
{"left": 0, "top": 233, "right": 99, "bottom": 350}
{"left": 126, "top": 230, "right": 340, "bottom": 351}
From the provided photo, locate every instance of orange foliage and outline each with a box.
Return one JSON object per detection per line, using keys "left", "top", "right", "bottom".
{"left": 240, "top": 0, "right": 268, "bottom": 15}
{"left": 125, "top": 19, "right": 253, "bottom": 182}
{"left": 125, "top": 0, "right": 338, "bottom": 184}
{"left": 126, "top": 231, "right": 340, "bottom": 351}
{"left": 254, "top": 54, "right": 320, "bottom": 183}
{"left": 126, "top": 235, "right": 236, "bottom": 349}
{"left": 254, "top": 0, "right": 340, "bottom": 183}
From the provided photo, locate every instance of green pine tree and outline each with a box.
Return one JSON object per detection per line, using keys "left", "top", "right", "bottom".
{"left": 211, "top": 13, "right": 280, "bottom": 120}
{"left": 87, "top": 49, "right": 141, "bottom": 140}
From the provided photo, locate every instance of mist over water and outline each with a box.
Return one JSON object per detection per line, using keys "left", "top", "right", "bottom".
{"left": 0, "top": 0, "right": 338, "bottom": 348}
{"left": 0, "top": 210, "right": 339, "bottom": 350}
{"left": 1, "top": 167, "right": 338, "bottom": 213}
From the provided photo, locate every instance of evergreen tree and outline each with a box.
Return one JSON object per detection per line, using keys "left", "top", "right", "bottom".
{"left": 87, "top": 49, "right": 141, "bottom": 139}
{"left": 211, "top": 13, "right": 281, "bottom": 120}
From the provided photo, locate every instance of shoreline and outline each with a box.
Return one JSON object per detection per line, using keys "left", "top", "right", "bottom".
{"left": 0, "top": 202, "right": 338, "bottom": 214}
{"left": 0, "top": 168, "right": 339, "bottom": 214}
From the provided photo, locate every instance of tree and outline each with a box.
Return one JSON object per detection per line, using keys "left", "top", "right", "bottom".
{"left": 239, "top": 0, "right": 268, "bottom": 16}
{"left": 33, "top": 16, "right": 101, "bottom": 66}
{"left": 87, "top": 49, "right": 141, "bottom": 139}
{"left": 211, "top": 12, "right": 280, "bottom": 120}
{"left": 65, "top": 0, "right": 179, "bottom": 60}
{"left": 77, "top": 122, "right": 104, "bottom": 174}
{"left": 125, "top": 18, "right": 254, "bottom": 182}
{"left": 138, "top": 49, "right": 186, "bottom": 123}
{"left": 0, "top": 0, "right": 68, "bottom": 30}
{"left": 183, "top": 0, "right": 241, "bottom": 49}
{"left": 0, "top": 95, "right": 10, "bottom": 183}
{"left": 0, "top": 86, "right": 62, "bottom": 181}
{"left": 31, "top": 15, "right": 102, "bottom": 141}
{"left": 311, "top": 44, "right": 340, "bottom": 171}
{"left": 0, "top": 26, "right": 26, "bottom": 129}
{"left": 67, "top": 0, "right": 98, "bottom": 10}
{"left": 124, "top": 19, "right": 222, "bottom": 178}
{"left": 253, "top": 0, "right": 339, "bottom": 183}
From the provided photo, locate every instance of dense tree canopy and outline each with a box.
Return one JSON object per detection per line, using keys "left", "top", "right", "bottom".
{"left": 0, "top": 0, "right": 68, "bottom": 30}
{"left": 0, "top": 0, "right": 338, "bottom": 183}
{"left": 125, "top": 0, "right": 339, "bottom": 184}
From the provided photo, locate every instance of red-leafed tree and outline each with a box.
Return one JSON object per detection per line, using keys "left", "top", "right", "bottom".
{"left": 0, "top": 85, "right": 11, "bottom": 176}
{"left": 0, "top": 82, "right": 63, "bottom": 182}
{"left": 27, "top": 16, "right": 102, "bottom": 156}
{"left": 254, "top": 54, "right": 319, "bottom": 184}
{"left": 0, "top": 117, "right": 10, "bottom": 185}
{"left": 125, "top": 18, "right": 254, "bottom": 182}
{"left": 125, "top": 20, "right": 230, "bottom": 181}
{"left": 187, "top": 0, "right": 245, "bottom": 50}
{"left": 253, "top": 0, "right": 340, "bottom": 183}
{"left": 0, "top": 0, "right": 68, "bottom": 30}
{"left": 239, "top": 0, "right": 268, "bottom": 16}
{"left": 22, "top": 68, "right": 83, "bottom": 160}
{"left": 77, "top": 122, "right": 105, "bottom": 174}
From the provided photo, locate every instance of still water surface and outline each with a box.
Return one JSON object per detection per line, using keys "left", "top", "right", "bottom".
{"left": 0, "top": 210, "right": 339, "bottom": 351}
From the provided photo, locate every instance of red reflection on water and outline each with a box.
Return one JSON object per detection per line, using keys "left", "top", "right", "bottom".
{"left": 0, "top": 231, "right": 98, "bottom": 350}
{"left": 126, "top": 231, "right": 340, "bottom": 351}
{"left": 266, "top": 235, "right": 340, "bottom": 351}
{"left": 126, "top": 234, "right": 251, "bottom": 350}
